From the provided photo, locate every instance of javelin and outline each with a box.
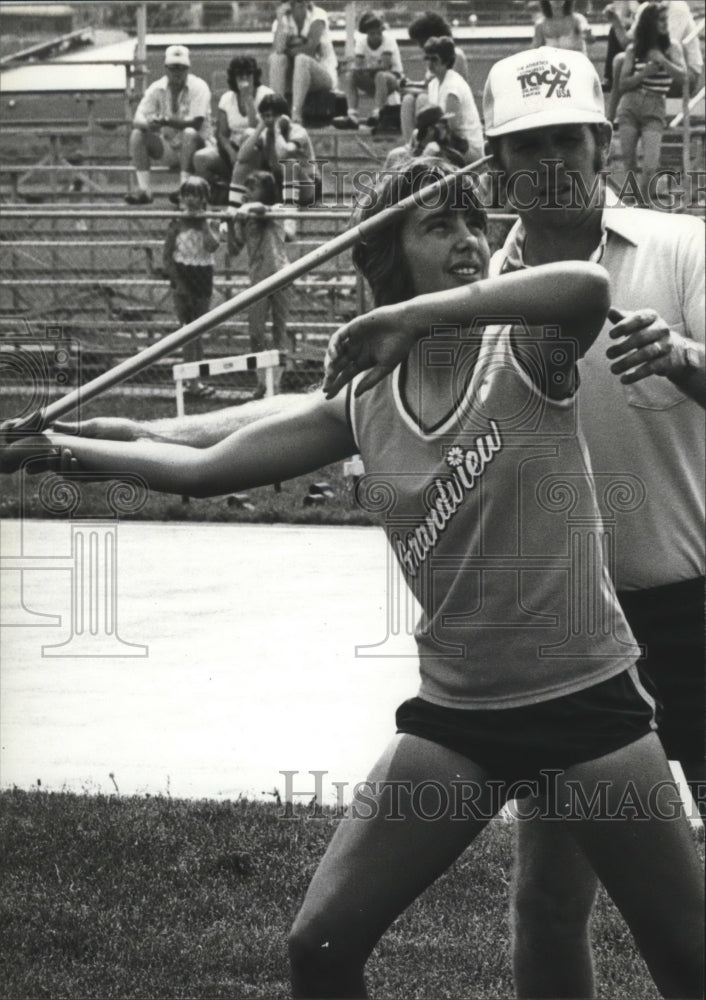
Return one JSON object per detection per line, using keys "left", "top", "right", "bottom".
{"left": 7, "top": 155, "right": 492, "bottom": 436}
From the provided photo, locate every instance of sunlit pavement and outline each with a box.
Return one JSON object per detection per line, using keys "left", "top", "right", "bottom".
{"left": 1, "top": 520, "right": 417, "bottom": 802}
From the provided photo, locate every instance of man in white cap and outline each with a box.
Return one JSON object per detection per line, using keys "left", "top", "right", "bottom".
{"left": 483, "top": 45, "right": 705, "bottom": 997}
{"left": 126, "top": 45, "right": 214, "bottom": 205}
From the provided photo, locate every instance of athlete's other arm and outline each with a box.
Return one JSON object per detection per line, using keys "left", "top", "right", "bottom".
{"left": 324, "top": 261, "right": 610, "bottom": 397}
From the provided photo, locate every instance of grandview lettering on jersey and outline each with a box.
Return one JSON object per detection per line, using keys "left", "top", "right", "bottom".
{"left": 394, "top": 421, "right": 503, "bottom": 578}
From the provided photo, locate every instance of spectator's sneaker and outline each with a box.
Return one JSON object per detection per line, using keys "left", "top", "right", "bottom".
{"left": 167, "top": 189, "right": 182, "bottom": 206}
{"left": 366, "top": 112, "right": 380, "bottom": 128}
{"left": 332, "top": 115, "right": 359, "bottom": 130}
{"left": 125, "top": 189, "right": 153, "bottom": 205}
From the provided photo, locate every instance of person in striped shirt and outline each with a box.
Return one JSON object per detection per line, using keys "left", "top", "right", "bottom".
{"left": 616, "top": 1, "right": 686, "bottom": 202}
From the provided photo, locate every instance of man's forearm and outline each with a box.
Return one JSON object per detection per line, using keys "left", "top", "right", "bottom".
{"left": 134, "top": 395, "right": 306, "bottom": 447}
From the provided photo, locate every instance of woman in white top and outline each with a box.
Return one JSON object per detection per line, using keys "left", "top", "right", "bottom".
{"left": 193, "top": 55, "right": 272, "bottom": 196}
{"left": 422, "top": 36, "right": 483, "bottom": 163}
{"left": 533, "top": 0, "right": 593, "bottom": 53}
{"left": 400, "top": 11, "right": 470, "bottom": 144}
{"left": 269, "top": 0, "right": 338, "bottom": 124}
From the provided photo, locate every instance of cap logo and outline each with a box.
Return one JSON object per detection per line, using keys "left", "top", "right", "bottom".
{"left": 517, "top": 61, "right": 571, "bottom": 99}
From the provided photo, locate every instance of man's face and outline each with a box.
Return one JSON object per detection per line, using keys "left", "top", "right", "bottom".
{"left": 165, "top": 64, "right": 188, "bottom": 87}
{"left": 400, "top": 203, "right": 490, "bottom": 298}
{"left": 366, "top": 27, "right": 384, "bottom": 48}
{"left": 495, "top": 123, "right": 609, "bottom": 222}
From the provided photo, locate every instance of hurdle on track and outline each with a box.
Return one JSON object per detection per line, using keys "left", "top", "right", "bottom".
{"left": 172, "top": 349, "right": 284, "bottom": 415}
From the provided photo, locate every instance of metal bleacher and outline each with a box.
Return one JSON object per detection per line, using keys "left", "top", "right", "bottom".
{"left": 0, "top": 121, "right": 426, "bottom": 388}
{"left": 1, "top": 1, "right": 702, "bottom": 392}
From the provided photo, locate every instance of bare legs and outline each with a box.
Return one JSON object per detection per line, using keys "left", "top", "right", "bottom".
{"left": 290, "top": 731, "right": 704, "bottom": 998}
{"left": 128, "top": 126, "right": 202, "bottom": 195}
{"left": 289, "top": 735, "right": 495, "bottom": 998}
{"left": 511, "top": 735, "right": 704, "bottom": 999}
{"left": 268, "top": 52, "right": 334, "bottom": 123}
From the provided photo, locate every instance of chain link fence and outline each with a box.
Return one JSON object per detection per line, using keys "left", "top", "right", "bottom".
{"left": 0, "top": 202, "right": 367, "bottom": 398}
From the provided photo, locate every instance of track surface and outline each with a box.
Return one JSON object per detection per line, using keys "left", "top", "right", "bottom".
{"left": 1, "top": 519, "right": 417, "bottom": 801}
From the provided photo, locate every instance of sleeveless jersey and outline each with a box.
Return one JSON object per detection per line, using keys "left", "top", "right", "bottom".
{"left": 348, "top": 323, "right": 639, "bottom": 709}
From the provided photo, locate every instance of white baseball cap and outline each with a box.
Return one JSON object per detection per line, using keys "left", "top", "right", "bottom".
{"left": 164, "top": 44, "right": 190, "bottom": 67}
{"left": 483, "top": 47, "right": 607, "bottom": 137}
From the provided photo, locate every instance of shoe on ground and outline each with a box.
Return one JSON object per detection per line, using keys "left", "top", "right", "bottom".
{"left": 168, "top": 189, "right": 181, "bottom": 206}
{"left": 365, "top": 112, "right": 380, "bottom": 128}
{"left": 251, "top": 384, "right": 267, "bottom": 400}
{"left": 332, "top": 115, "right": 359, "bottom": 130}
{"left": 124, "top": 189, "right": 153, "bottom": 205}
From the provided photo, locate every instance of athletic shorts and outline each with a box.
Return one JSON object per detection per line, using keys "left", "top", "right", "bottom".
{"left": 618, "top": 576, "right": 705, "bottom": 765}
{"left": 396, "top": 666, "right": 656, "bottom": 791}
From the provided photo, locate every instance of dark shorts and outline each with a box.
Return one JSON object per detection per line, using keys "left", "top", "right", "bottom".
{"left": 396, "top": 667, "right": 656, "bottom": 790}
{"left": 617, "top": 88, "right": 666, "bottom": 131}
{"left": 618, "top": 576, "right": 705, "bottom": 765}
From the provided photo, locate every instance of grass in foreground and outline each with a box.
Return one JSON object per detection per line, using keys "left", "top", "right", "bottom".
{"left": 0, "top": 788, "right": 673, "bottom": 999}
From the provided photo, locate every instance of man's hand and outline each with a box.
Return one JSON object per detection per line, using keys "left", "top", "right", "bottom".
{"left": 606, "top": 307, "right": 698, "bottom": 384}
{"left": 323, "top": 304, "right": 412, "bottom": 399}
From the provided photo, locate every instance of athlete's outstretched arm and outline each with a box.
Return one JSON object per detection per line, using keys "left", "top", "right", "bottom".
{"left": 6, "top": 392, "right": 355, "bottom": 498}
{"left": 0, "top": 395, "right": 310, "bottom": 474}
{"left": 324, "top": 262, "right": 610, "bottom": 398}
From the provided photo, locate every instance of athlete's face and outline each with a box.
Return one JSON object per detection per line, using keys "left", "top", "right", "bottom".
{"left": 400, "top": 203, "right": 490, "bottom": 297}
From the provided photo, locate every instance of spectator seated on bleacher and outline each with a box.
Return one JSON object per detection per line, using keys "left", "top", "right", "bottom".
{"left": 333, "top": 11, "right": 404, "bottom": 131}
{"left": 193, "top": 55, "right": 273, "bottom": 204}
{"left": 269, "top": 0, "right": 338, "bottom": 125}
{"left": 421, "top": 36, "right": 483, "bottom": 164}
{"left": 400, "top": 11, "right": 470, "bottom": 144}
{"left": 125, "top": 45, "right": 214, "bottom": 206}
{"left": 227, "top": 93, "right": 320, "bottom": 215}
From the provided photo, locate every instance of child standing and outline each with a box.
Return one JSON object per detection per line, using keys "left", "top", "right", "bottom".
{"left": 226, "top": 170, "right": 293, "bottom": 399}
{"left": 163, "top": 175, "right": 220, "bottom": 398}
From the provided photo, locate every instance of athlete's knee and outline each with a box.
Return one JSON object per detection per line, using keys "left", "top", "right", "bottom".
{"left": 288, "top": 915, "right": 365, "bottom": 994}
{"left": 648, "top": 929, "right": 705, "bottom": 999}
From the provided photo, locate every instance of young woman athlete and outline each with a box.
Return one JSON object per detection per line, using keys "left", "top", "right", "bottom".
{"left": 17, "top": 159, "right": 704, "bottom": 999}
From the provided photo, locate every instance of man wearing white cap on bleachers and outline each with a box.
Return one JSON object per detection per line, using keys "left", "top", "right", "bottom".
{"left": 483, "top": 45, "right": 705, "bottom": 998}
{"left": 126, "top": 44, "right": 214, "bottom": 205}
